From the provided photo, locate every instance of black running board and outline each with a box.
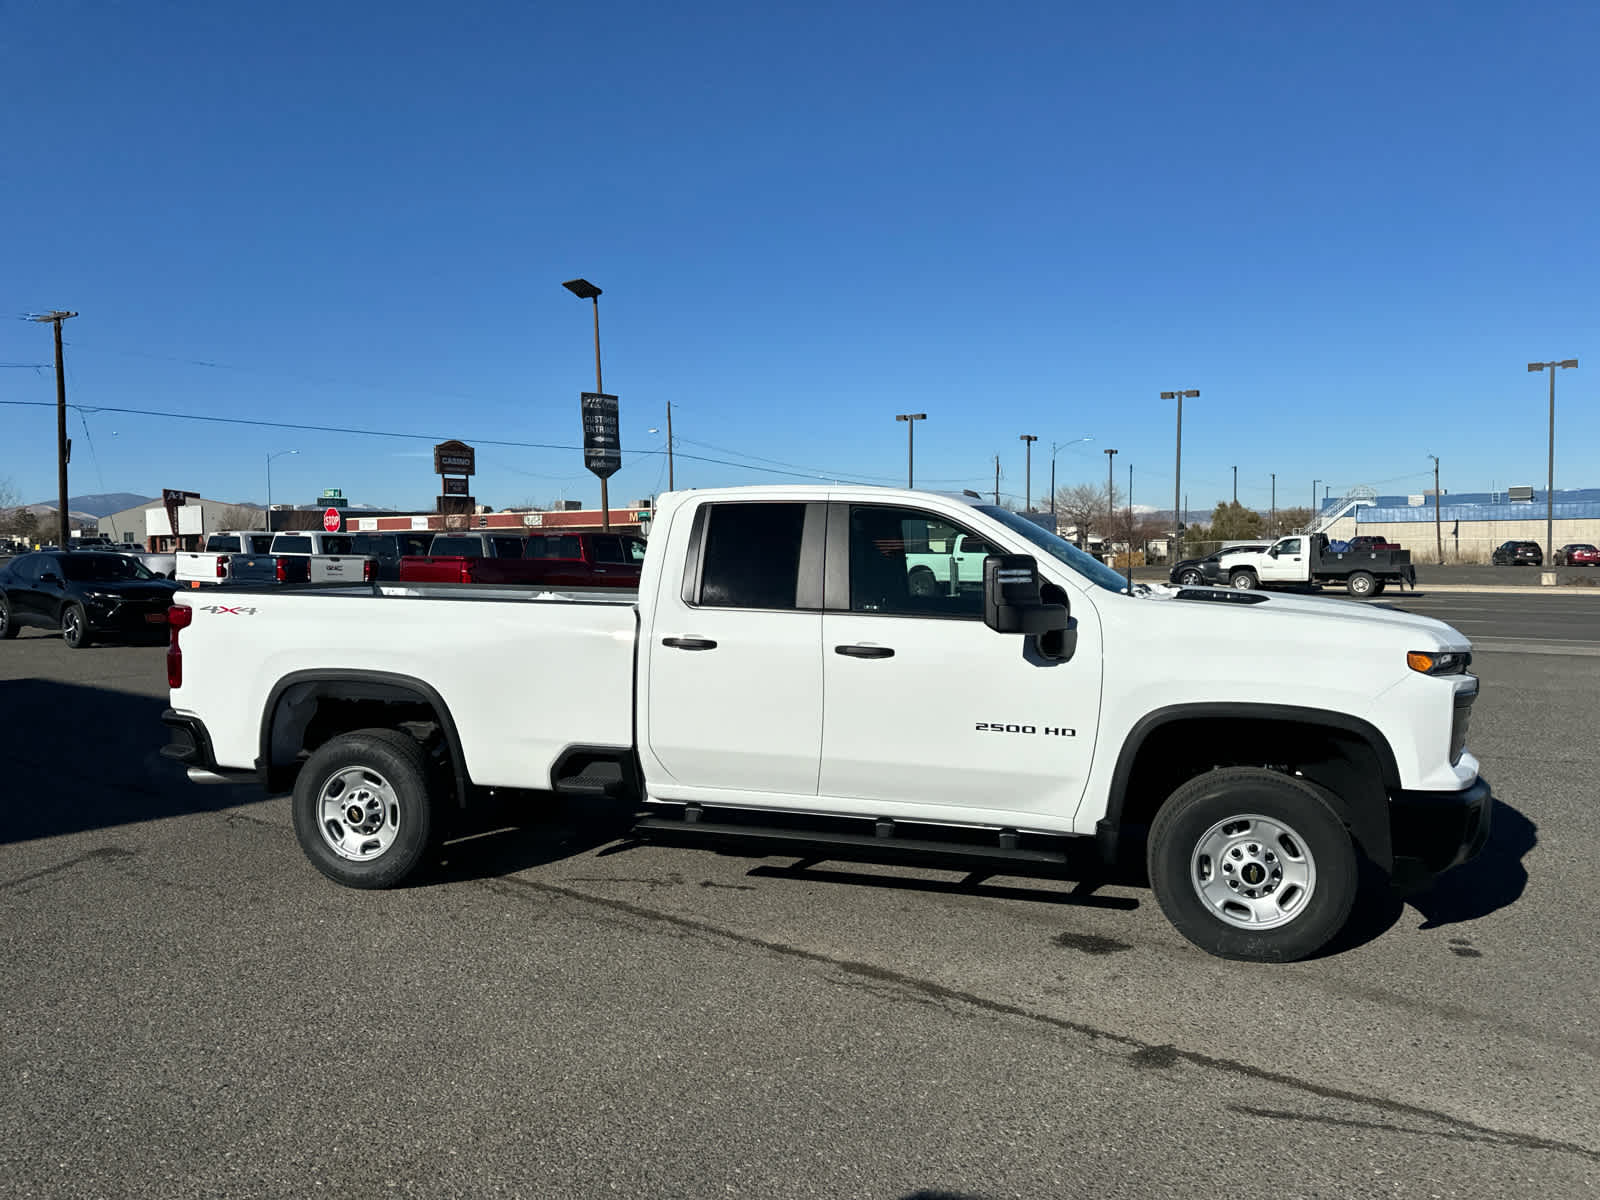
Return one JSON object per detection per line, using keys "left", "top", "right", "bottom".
{"left": 631, "top": 813, "right": 1073, "bottom": 874}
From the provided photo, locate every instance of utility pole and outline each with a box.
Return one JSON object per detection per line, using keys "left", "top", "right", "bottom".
{"left": 994, "top": 455, "right": 1001, "bottom": 506}
{"left": 1528, "top": 358, "right": 1578, "bottom": 565}
{"left": 1161, "top": 389, "right": 1199, "bottom": 562}
{"left": 29, "top": 311, "right": 78, "bottom": 547}
{"left": 1270, "top": 473, "right": 1276, "bottom": 534}
{"left": 895, "top": 413, "right": 926, "bottom": 487}
{"left": 1019, "top": 435, "right": 1038, "bottom": 512}
{"left": 1312, "top": 479, "right": 1320, "bottom": 526}
{"left": 1126, "top": 461, "right": 1134, "bottom": 591}
{"left": 1232, "top": 465, "right": 1237, "bottom": 505}
{"left": 1428, "top": 454, "right": 1443, "bottom": 566}
{"left": 666, "top": 401, "right": 675, "bottom": 489}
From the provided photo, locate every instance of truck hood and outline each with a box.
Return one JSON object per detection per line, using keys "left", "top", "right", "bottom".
{"left": 1144, "top": 585, "right": 1469, "bottom": 650}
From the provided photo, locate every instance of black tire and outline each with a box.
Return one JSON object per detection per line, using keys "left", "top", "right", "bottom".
{"left": 1178, "top": 569, "right": 1205, "bottom": 586}
{"left": 1147, "top": 767, "right": 1358, "bottom": 962}
{"left": 1229, "top": 570, "right": 1257, "bottom": 591}
{"left": 0, "top": 595, "right": 17, "bottom": 640}
{"left": 1369, "top": 579, "right": 1387, "bottom": 595}
{"left": 1346, "top": 571, "right": 1376, "bottom": 598}
{"left": 61, "top": 603, "right": 92, "bottom": 649}
{"left": 907, "top": 565, "right": 938, "bottom": 598}
{"left": 292, "top": 728, "right": 439, "bottom": 889}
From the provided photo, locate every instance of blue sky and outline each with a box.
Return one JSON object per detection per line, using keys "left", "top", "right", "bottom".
{"left": 2, "top": 0, "right": 1595, "bottom": 517}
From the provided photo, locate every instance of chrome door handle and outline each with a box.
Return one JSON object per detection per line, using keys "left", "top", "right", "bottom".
{"left": 835, "top": 644, "right": 894, "bottom": 659}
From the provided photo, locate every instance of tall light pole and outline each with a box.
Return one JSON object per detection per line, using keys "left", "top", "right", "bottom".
{"left": 1312, "top": 479, "right": 1320, "bottom": 525}
{"left": 29, "top": 310, "right": 77, "bottom": 546}
{"left": 1048, "top": 435, "right": 1093, "bottom": 524}
{"left": 266, "top": 449, "right": 300, "bottom": 533}
{"left": 1161, "top": 389, "right": 1199, "bottom": 561}
{"left": 563, "top": 278, "right": 609, "bottom": 528}
{"left": 895, "top": 413, "right": 926, "bottom": 487}
{"left": 1427, "top": 454, "right": 1443, "bottom": 566}
{"left": 1270, "top": 473, "right": 1276, "bottom": 534}
{"left": 648, "top": 404, "right": 676, "bottom": 490}
{"left": 1020, "top": 434, "right": 1038, "bottom": 511}
{"left": 1104, "top": 447, "right": 1118, "bottom": 562}
{"left": 1231, "top": 465, "right": 1237, "bottom": 505}
{"left": 1528, "top": 358, "right": 1578, "bottom": 565}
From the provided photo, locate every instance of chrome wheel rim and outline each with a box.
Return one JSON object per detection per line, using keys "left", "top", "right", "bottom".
{"left": 1180, "top": 570, "right": 1202, "bottom": 585}
{"left": 1350, "top": 575, "right": 1372, "bottom": 595}
{"left": 1231, "top": 573, "right": 1255, "bottom": 590}
{"left": 316, "top": 766, "right": 402, "bottom": 861}
{"left": 0, "top": 602, "right": 8, "bottom": 635}
{"left": 62, "top": 608, "right": 82, "bottom": 643}
{"left": 1190, "top": 813, "right": 1316, "bottom": 930}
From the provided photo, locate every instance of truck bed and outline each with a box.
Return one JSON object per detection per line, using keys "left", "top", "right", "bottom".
{"left": 169, "top": 584, "right": 639, "bottom": 791}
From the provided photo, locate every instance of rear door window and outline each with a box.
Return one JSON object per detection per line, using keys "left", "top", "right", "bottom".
{"left": 488, "top": 536, "right": 525, "bottom": 559}
{"left": 592, "top": 536, "right": 625, "bottom": 563}
{"left": 696, "top": 503, "right": 807, "bottom": 610}
{"left": 321, "top": 535, "right": 354, "bottom": 555}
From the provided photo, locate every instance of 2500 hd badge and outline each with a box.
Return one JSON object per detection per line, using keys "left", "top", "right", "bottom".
{"left": 974, "top": 722, "right": 1076, "bottom": 736}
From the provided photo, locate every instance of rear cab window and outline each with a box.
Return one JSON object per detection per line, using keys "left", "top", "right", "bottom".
{"left": 692, "top": 503, "right": 809, "bottom": 610}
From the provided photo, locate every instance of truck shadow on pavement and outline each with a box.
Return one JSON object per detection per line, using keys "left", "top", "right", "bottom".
{"left": 0, "top": 678, "right": 264, "bottom": 845}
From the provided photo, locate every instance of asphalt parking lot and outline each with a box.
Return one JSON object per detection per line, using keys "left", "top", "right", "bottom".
{"left": 2, "top": 593, "right": 1598, "bottom": 1198}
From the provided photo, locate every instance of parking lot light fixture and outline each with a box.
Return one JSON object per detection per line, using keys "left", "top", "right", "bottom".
{"left": 1160, "top": 389, "right": 1199, "bottom": 559}
{"left": 266, "top": 449, "right": 300, "bottom": 534}
{"left": 895, "top": 413, "right": 927, "bottom": 487}
{"left": 1049, "top": 436, "right": 1093, "bottom": 522}
{"left": 1528, "top": 358, "right": 1578, "bottom": 565}
{"left": 1019, "top": 434, "right": 1038, "bottom": 511}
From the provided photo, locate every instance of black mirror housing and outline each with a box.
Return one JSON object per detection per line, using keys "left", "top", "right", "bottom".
{"left": 983, "top": 554, "right": 1069, "bottom": 636}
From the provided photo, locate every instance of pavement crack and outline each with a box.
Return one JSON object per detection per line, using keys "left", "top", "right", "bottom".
{"left": 0, "top": 846, "right": 137, "bottom": 891}
{"left": 485, "top": 873, "right": 1600, "bottom": 1165}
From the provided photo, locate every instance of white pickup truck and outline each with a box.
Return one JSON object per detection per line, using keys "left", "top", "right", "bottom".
{"left": 162, "top": 486, "right": 1489, "bottom": 962}
{"left": 1217, "top": 533, "right": 1417, "bottom": 598}
{"left": 266, "top": 532, "right": 377, "bottom": 584}
{"left": 174, "top": 531, "right": 275, "bottom": 586}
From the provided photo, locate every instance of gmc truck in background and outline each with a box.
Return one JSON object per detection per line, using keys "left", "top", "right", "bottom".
{"left": 266, "top": 533, "right": 377, "bottom": 584}
{"left": 162, "top": 486, "right": 1489, "bottom": 963}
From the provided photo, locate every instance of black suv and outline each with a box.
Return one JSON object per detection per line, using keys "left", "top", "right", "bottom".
{"left": 1491, "top": 540, "right": 1543, "bottom": 566}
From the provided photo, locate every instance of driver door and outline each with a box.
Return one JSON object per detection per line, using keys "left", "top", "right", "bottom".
{"left": 1258, "top": 537, "right": 1304, "bottom": 582}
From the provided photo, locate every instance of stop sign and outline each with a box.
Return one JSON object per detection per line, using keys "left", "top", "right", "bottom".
{"left": 323, "top": 507, "right": 341, "bottom": 533}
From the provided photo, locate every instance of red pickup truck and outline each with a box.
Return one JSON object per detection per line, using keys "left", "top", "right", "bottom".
{"left": 398, "top": 530, "right": 647, "bottom": 587}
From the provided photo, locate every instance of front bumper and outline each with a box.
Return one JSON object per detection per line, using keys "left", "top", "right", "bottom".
{"left": 1388, "top": 776, "right": 1493, "bottom": 892}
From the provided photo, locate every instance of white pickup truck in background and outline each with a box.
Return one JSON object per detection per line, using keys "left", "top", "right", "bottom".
{"left": 266, "top": 532, "right": 377, "bottom": 584}
{"left": 162, "top": 486, "right": 1490, "bottom": 962}
{"left": 174, "top": 531, "right": 275, "bottom": 586}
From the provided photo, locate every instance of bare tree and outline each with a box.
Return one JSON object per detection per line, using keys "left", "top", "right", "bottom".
{"left": 211, "top": 505, "right": 266, "bottom": 531}
{"left": 1053, "top": 483, "right": 1109, "bottom": 547}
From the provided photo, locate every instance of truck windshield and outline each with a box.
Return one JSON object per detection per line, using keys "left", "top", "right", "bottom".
{"left": 974, "top": 506, "right": 1130, "bottom": 594}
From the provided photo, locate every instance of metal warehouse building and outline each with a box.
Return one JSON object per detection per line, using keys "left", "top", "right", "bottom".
{"left": 1318, "top": 487, "right": 1600, "bottom": 563}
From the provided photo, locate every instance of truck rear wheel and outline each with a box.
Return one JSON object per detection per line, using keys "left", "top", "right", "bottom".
{"left": 1346, "top": 571, "right": 1376, "bottom": 598}
{"left": 1147, "top": 767, "right": 1358, "bottom": 962}
{"left": 292, "top": 728, "right": 438, "bottom": 889}
{"left": 1369, "top": 579, "right": 1386, "bottom": 595}
{"left": 1229, "top": 570, "right": 1257, "bottom": 590}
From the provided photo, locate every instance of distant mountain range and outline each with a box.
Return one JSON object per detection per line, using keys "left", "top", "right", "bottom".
{"left": 24, "top": 492, "right": 154, "bottom": 518}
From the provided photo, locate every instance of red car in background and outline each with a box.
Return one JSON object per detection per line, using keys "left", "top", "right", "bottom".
{"left": 1347, "top": 535, "right": 1401, "bottom": 552}
{"left": 399, "top": 530, "right": 646, "bottom": 587}
{"left": 1554, "top": 543, "right": 1600, "bottom": 566}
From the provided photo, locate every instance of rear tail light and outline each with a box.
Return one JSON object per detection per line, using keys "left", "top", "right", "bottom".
{"left": 275, "top": 557, "right": 287, "bottom": 582}
{"left": 166, "top": 603, "right": 193, "bottom": 689}
{"left": 216, "top": 556, "right": 228, "bottom": 578}
{"left": 363, "top": 559, "right": 375, "bottom": 581}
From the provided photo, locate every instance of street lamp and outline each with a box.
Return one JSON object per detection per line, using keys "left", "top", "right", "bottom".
{"left": 266, "top": 449, "right": 300, "bottom": 533}
{"left": 1019, "top": 435, "right": 1038, "bottom": 511}
{"left": 563, "top": 278, "right": 609, "bottom": 528}
{"left": 646, "top": 402, "right": 675, "bottom": 490}
{"left": 1104, "top": 448, "right": 1118, "bottom": 562}
{"left": 1428, "top": 454, "right": 1443, "bottom": 566}
{"left": 895, "top": 413, "right": 926, "bottom": 487}
{"left": 1049, "top": 435, "right": 1093, "bottom": 523}
{"left": 1160, "top": 389, "right": 1199, "bottom": 560}
{"left": 1528, "top": 358, "right": 1578, "bottom": 565}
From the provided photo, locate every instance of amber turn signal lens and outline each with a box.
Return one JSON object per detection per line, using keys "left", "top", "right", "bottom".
{"left": 1407, "top": 651, "right": 1436, "bottom": 673}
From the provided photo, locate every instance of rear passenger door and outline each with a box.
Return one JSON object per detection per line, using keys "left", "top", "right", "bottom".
{"left": 643, "top": 500, "right": 825, "bottom": 800}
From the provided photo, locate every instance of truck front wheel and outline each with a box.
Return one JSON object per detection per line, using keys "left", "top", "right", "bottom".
{"left": 1147, "top": 767, "right": 1358, "bottom": 962}
{"left": 1346, "top": 571, "right": 1376, "bottom": 598}
{"left": 292, "top": 728, "right": 438, "bottom": 889}
{"left": 1229, "top": 570, "right": 1257, "bottom": 590}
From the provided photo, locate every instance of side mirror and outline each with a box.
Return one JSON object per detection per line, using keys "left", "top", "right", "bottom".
{"left": 1268, "top": 546, "right": 1280, "bottom": 558}
{"left": 983, "top": 554, "right": 1068, "bottom": 636}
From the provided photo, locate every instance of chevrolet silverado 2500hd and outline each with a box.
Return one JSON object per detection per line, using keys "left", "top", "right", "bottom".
{"left": 161, "top": 487, "right": 1489, "bottom": 962}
